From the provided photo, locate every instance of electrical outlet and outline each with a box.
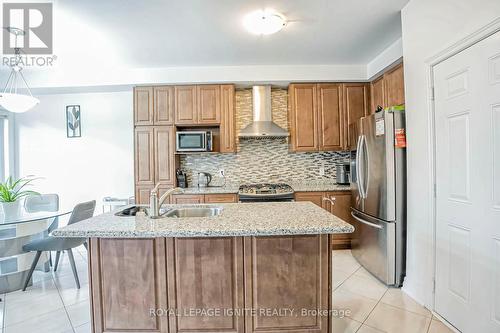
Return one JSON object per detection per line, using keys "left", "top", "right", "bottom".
{"left": 219, "top": 169, "right": 225, "bottom": 177}
{"left": 319, "top": 167, "right": 325, "bottom": 176}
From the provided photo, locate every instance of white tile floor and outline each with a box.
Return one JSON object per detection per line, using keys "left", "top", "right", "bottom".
{"left": 0, "top": 248, "right": 456, "bottom": 333}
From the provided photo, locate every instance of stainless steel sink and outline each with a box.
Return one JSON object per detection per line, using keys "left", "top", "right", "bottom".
{"left": 164, "top": 206, "right": 223, "bottom": 218}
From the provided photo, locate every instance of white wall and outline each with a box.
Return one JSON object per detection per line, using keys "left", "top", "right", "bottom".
{"left": 366, "top": 38, "right": 403, "bottom": 79}
{"left": 14, "top": 91, "right": 134, "bottom": 211}
{"left": 401, "top": 0, "right": 500, "bottom": 308}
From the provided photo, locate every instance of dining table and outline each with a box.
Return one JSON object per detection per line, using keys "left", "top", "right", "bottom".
{"left": 0, "top": 204, "right": 72, "bottom": 293}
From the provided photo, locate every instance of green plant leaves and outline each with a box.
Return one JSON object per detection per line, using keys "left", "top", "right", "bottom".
{"left": 0, "top": 176, "right": 40, "bottom": 203}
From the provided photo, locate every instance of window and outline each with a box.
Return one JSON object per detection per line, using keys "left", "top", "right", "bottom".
{"left": 0, "top": 111, "right": 14, "bottom": 183}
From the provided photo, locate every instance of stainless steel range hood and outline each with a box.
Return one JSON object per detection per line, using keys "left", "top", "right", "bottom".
{"left": 238, "top": 85, "right": 289, "bottom": 138}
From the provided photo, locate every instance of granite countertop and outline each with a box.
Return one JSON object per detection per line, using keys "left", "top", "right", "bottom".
{"left": 179, "top": 182, "right": 351, "bottom": 195}
{"left": 52, "top": 202, "right": 354, "bottom": 238}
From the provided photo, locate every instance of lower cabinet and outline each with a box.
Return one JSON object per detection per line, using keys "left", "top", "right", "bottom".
{"left": 89, "top": 238, "right": 169, "bottom": 333}
{"left": 166, "top": 237, "right": 244, "bottom": 333}
{"left": 89, "top": 236, "right": 331, "bottom": 333}
{"left": 295, "top": 191, "right": 354, "bottom": 249}
{"left": 172, "top": 193, "right": 238, "bottom": 204}
{"left": 171, "top": 194, "right": 205, "bottom": 204}
{"left": 243, "top": 235, "right": 330, "bottom": 333}
{"left": 204, "top": 193, "right": 238, "bottom": 203}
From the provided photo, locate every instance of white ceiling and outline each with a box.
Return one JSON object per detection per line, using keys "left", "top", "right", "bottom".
{"left": 56, "top": 0, "right": 408, "bottom": 68}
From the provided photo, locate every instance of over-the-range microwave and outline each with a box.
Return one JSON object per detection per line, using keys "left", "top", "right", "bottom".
{"left": 176, "top": 131, "right": 213, "bottom": 152}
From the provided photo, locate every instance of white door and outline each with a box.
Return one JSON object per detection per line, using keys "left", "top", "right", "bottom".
{"left": 434, "top": 30, "right": 500, "bottom": 333}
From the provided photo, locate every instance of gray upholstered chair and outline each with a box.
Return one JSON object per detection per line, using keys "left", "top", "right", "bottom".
{"left": 24, "top": 194, "right": 60, "bottom": 266}
{"left": 22, "top": 200, "right": 96, "bottom": 291}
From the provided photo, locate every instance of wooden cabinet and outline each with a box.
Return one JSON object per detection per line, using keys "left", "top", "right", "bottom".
{"left": 370, "top": 76, "right": 385, "bottom": 113}
{"left": 219, "top": 85, "right": 236, "bottom": 153}
{"left": 289, "top": 83, "right": 368, "bottom": 152}
{"left": 244, "top": 235, "right": 330, "bottom": 333}
{"left": 171, "top": 194, "right": 205, "bottom": 204}
{"left": 384, "top": 63, "right": 405, "bottom": 107}
{"left": 172, "top": 193, "right": 237, "bottom": 204}
{"left": 154, "top": 86, "right": 174, "bottom": 125}
{"left": 135, "top": 86, "right": 174, "bottom": 126}
{"left": 295, "top": 191, "right": 353, "bottom": 249}
{"left": 135, "top": 126, "right": 177, "bottom": 202}
{"left": 154, "top": 127, "right": 176, "bottom": 186}
{"left": 134, "top": 87, "right": 154, "bottom": 126}
{"left": 89, "top": 238, "right": 168, "bottom": 333}
{"left": 318, "top": 84, "right": 344, "bottom": 151}
{"left": 343, "top": 83, "right": 369, "bottom": 148}
{"left": 322, "top": 192, "right": 353, "bottom": 249}
{"left": 174, "top": 84, "right": 230, "bottom": 126}
{"left": 90, "top": 236, "right": 333, "bottom": 333}
{"left": 294, "top": 191, "right": 324, "bottom": 207}
{"left": 204, "top": 193, "right": 238, "bottom": 203}
{"left": 175, "top": 85, "right": 198, "bottom": 124}
{"left": 166, "top": 237, "right": 244, "bottom": 333}
{"left": 370, "top": 63, "right": 405, "bottom": 112}
{"left": 288, "top": 83, "right": 318, "bottom": 152}
{"left": 197, "top": 85, "right": 221, "bottom": 124}
{"left": 134, "top": 127, "right": 155, "bottom": 186}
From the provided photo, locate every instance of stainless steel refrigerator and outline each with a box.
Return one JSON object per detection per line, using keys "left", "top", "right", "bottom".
{"left": 349, "top": 107, "right": 406, "bottom": 287}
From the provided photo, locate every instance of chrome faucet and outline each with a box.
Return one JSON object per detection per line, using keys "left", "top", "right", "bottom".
{"left": 149, "top": 184, "right": 183, "bottom": 219}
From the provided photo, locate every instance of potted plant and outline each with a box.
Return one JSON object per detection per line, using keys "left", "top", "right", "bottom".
{"left": 0, "top": 176, "right": 39, "bottom": 218}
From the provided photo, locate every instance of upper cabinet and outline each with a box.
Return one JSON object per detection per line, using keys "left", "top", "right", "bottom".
{"left": 370, "top": 62, "right": 405, "bottom": 112}
{"left": 370, "top": 76, "right": 385, "bottom": 113}
{"left": 134, "top": 87, "right": 154, "bottom": 126}
{"left": 134, "top": 86, "right": 174, "bottom": 126}
{"left": 384, "top": 63, "right": 405, "bottom": 107}
{"left": 288, "top": 83, "right": 319, "bottom": 152}
{"left": 219, "top": 85, "right": 236, "bottom": 153}
{"left": 318, "top": 84, "right": 344, "bottom": 151}
{"left": 174, "top": 84, "right": 223, "bottom": 126}
{"left": 289, "top": 83, "right": 368, "bottom": 152}
{"left": 343, "top": 83, "right": 370, "bottom": 149}
{"left": 174, "top": 85, "right": 198, "bottom": 124}
{"left": 197, "top": 85, "right": 221, "bottom": 124}
{"left": 153, "top": 86, "right": 174, "bottom": 125}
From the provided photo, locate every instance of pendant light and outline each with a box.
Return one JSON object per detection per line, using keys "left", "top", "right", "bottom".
{"left": 0, "top": 27, "right": 39, "bottom": 113}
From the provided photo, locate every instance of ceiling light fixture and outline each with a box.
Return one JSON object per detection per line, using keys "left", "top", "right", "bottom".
{"left": 0, "top": 27, "right": 39, "bottom": 113}
{"left": 243, "top": 10, "right": 287, "bottom": 35}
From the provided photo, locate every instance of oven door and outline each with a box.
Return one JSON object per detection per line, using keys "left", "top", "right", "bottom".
{"left": 176, "top": 131, "right": 207, "bottom": 152}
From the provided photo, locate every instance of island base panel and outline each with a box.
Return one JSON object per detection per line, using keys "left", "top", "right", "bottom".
{"left": 88, "top": 235, "right": 332, "bottom": 333}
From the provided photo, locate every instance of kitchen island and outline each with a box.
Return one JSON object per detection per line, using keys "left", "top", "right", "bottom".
{"left": 53, "top": 202, "right": 354, "bottom": 333}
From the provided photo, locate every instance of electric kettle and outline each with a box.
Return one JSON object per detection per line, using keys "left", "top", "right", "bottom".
{"left": 197, "top": 172, "right": 212, "bottom": 188}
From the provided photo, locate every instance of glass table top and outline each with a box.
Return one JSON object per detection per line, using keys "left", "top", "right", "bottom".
{"left": 0, "top": 204, "right": 72, "bottom": 226}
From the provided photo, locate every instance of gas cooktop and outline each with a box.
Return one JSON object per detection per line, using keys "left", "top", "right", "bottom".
{"left": 238, "top": 183, "right": 294, "bottom": 202}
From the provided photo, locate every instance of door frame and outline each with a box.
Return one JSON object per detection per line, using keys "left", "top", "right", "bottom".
{"left": 425, "top": 17, "right": 500, "bottom": 314}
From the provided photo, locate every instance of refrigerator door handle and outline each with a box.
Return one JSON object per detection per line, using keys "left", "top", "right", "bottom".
{"left": 355, "top": 135, "right": 363, "bottom": 198}
{"left": 357, "top": 135, "right": 367, "bottom": 198}
{"left": 351, "top": 211, "right": 383, "bottom": 229}
{"left": 362, "top": 134, "right": 370, "bottom": 197}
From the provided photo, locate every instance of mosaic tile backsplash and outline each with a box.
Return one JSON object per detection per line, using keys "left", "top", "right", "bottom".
{"left": 180, "top": 88, "right": 350, "bottom": 185}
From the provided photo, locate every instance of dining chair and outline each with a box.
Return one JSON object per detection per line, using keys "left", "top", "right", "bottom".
{"left": 22, "top": 200, "right": 96, "bottom": 291}
{"left": 24, "top": 194, "right": 59, "bottom": 266}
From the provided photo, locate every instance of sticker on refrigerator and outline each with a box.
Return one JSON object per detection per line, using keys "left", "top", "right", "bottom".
{"left": 375, "top": 118, "right": 385, "bottom": 136}
{"left": 395, "top": 128, "right": 407, "bottom": 148}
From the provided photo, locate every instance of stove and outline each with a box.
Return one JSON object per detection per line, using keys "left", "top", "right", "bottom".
{"left": 238, "top": 183, "right": 295, "bottom": 202}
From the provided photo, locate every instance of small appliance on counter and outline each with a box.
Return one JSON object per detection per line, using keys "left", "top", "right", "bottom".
{"left": 176, "top": 130, "right": 213, "bottom": 152}
{"left": 336, "top": 163, "right": 350, "bottom": 185}
{"left": 197, "top": 172, "right": 212, "bottom": 188}
{"left": 176, "top": 169, "right": 188, "bottom": 188}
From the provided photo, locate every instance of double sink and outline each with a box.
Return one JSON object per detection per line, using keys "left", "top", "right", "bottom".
{"left": 115, "top": 205, "right": 223, "bottom": 218}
